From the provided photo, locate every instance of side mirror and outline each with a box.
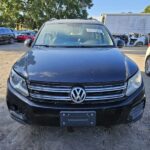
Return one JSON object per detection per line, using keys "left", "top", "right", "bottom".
{"left": 24, "top": 39, "right": 33, "bottom": 47}
{"left": 117, "top": 40, "right": 124, "bottom": 48}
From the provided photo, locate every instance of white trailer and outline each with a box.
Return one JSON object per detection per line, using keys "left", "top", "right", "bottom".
{"left": 101, "top": 13, "right": 150, "bottom": 35}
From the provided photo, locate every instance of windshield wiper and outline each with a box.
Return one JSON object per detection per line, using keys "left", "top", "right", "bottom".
{"left": 34, "top": 44, "right": 54, "bottom": 47}
{"left": 34, "top": 45, "right": 115, "bottom": 48}
{"left": 63, "top": 45, "right": 114, "bottom": 48}
{"left": 34, "top": 45, "right": 73, "bottom": 48}
{"left": 34, "top": 45, "right": 88, "bottom": 48}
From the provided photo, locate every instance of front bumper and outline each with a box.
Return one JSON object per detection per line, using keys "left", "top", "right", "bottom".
{"left": 6, "top": 83, "right": 146, "bottom": 126}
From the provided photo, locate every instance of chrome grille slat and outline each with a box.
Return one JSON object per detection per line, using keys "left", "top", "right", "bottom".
{"left": 85, "top": 84, "right": 127, "bottom": 93}
{"left": 28, "top": 85, "right": 71, "bottom": 93}
{"left": 30, "top": 93, "right": 71, "bottom": 101}
{"left": 85, "top": 94, "right": 125, "bottom": 101}
{"left": 30, "top": 93, "right": 125, "bottom": 101}
{"left": 28, "top": 82, "right": 127, "bottom": 103}
{"left": 28, "top": 84, "right": 127, "bottom": 93}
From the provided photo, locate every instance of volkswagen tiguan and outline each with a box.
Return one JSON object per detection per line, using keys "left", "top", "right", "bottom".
{"left": 7, "top": 19, "right": 146, "bottom": 127}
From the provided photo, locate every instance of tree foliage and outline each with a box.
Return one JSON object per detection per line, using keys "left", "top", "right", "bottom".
{"left": 0, "top": 0, "right": 93, "bottom": 29}
{"left": 144, "top": 5, "right": 150, "bottom": 13}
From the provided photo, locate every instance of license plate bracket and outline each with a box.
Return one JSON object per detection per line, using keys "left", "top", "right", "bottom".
{"left": 60, "top": 111, "right": 96, "bottom": 127}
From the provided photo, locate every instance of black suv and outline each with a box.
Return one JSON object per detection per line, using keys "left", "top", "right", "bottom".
{"left": 7, "top": 19, "right": 146, "bottom": 127}
{"left": 0, "top": 27, "right": 15, "bottom": 44}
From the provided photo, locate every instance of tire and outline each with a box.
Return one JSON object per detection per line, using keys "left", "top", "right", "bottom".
{"left": 9, "top": 38, "right": 14, "bottom": 44}
{"left": 135, "top": 42, "right": 143, "bottom": 47}
{"left": 145, "top": 56, "right": 150, "bottom": 76}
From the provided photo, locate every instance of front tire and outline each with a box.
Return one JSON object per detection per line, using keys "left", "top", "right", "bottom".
{"left": 135, "top": 42, "right": 143, "bottom": 47}
{"left": 9, "top": 38, "right": 14, "bottom": 44}
{"left": 145, "top": 56, "right": 150, "bottom": 76}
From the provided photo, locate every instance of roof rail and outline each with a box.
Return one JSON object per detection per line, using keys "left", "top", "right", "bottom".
{"left": 92, "top": 18, "right": 99, "bottom": 22}
{"left": 88, "top": 18, "right": 99, "bottom": 22}
{"left": 49, "top": 18, "right": 57, "bottom": 21}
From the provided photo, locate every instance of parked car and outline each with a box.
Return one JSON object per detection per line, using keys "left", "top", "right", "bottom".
{"left": 145, "top": 45, "right": 150, "bottom": 75}
{"left": 17, "top": 32, "right": 35, "bottom": 42}
{"left": 126, "top": 33, "right": 146, "bottom": 47}
{"left": 11, "top": 30, "right": 22, "bottom": 39}
{"left": 0, "top": 27, "right": 15, "bottom": 44}
{"left": 113, "top": 33, "right": 146, "bottom": 47}
{"left": 7, "top": 19, "right": 146, "bottom": 127}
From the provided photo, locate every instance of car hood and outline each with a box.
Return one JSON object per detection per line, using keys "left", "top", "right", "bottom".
{"left": 14, "top": 47, "right": 138, "bottom": 84}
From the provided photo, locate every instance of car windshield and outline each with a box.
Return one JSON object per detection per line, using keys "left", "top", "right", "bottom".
{"left": 35, "top": 23, "right": 114, "bottom": 47}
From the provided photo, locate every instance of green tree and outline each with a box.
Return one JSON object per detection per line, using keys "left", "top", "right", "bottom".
{"left": 0, "top": 0, "right": 24, "bottom": 28}
{"left": 144, "top": 5, "right": 150, "bottom": 13}
{"left": 0, "top": 0, "right": 93, "bottom": 29}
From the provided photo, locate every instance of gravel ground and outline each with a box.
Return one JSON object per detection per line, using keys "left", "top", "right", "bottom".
{"left": 0, "top": 43, "right": 150, "bottom": 150}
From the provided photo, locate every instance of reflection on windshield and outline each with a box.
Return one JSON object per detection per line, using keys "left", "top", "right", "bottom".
{"left": 35, "top": 23, "right": 114, "bottom": 47}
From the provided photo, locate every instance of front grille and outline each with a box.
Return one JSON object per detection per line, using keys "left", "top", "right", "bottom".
{"left": 28, "top": 82, "right": 127, "bottom": 104}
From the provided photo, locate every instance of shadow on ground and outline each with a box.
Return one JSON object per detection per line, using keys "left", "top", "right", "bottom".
{"left": 0, "top": 43, "right": 29, "bottom": 52}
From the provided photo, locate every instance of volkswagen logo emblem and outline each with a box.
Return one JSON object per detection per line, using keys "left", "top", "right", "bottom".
{"left": 70, "top": 87, "right": 86, "bottom": 104}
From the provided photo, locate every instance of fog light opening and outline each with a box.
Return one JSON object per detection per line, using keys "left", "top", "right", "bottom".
{"left": 9, "top": 104, "right": 18, "bottom": 111}
{"left": 9, "top": 104, "right": 26, "bottom": 121}
{"left": 128, "top": 102, "right": 144, "bottom": 121}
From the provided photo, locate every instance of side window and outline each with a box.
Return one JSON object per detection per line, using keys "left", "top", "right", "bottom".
{"left": 0, "top": 29, "right": 5, "bottom": 34}
{"left": 0, "top": 29, "right": 2, "bottom": 34}
{"left": 27, "top": 33, "right": 31, "bottom": 36}
{"left": 2, "top": 29, "right": 7, "bottom": 34}
{"left": 7, "top": 29, "right": 11, "bottom": 34}
{"left": 4, "top": 29, "right": 10, "bottom": 34}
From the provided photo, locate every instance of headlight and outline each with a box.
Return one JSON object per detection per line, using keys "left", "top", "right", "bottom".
{"left": 10, "top": 69, "right": 29, "bottom": 96}
{"left": 126, "top": 70, "right": 142, "bottom": 96}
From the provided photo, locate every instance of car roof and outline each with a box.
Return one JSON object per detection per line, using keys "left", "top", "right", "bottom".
{"left": 0, "top": 27, "right": 9, "bottom": 29}
{"left": 46, "top": 19, "right": 102, "bottom": 25}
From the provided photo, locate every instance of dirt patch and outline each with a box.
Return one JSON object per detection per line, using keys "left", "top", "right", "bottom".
{"left": 0, "top": 51, "right": 24, "bottom": 97}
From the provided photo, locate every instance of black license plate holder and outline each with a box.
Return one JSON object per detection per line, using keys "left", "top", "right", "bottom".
{"left": 60, "top": 111, "right": 96, "bottom": 127}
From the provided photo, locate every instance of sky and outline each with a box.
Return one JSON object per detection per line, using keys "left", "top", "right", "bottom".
{"left": 88, "top": 0, "right": 150, "bottom": 18}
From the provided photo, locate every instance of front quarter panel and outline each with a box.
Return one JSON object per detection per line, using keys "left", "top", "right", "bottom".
{"left": 145, "top": 47, "right": 150, "bottom": 61}
{"left": 13, "top": 54, "right": 28, "bottom": 78}
{"left": 125, "top": 56, "right": 138, "bottom": 79}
